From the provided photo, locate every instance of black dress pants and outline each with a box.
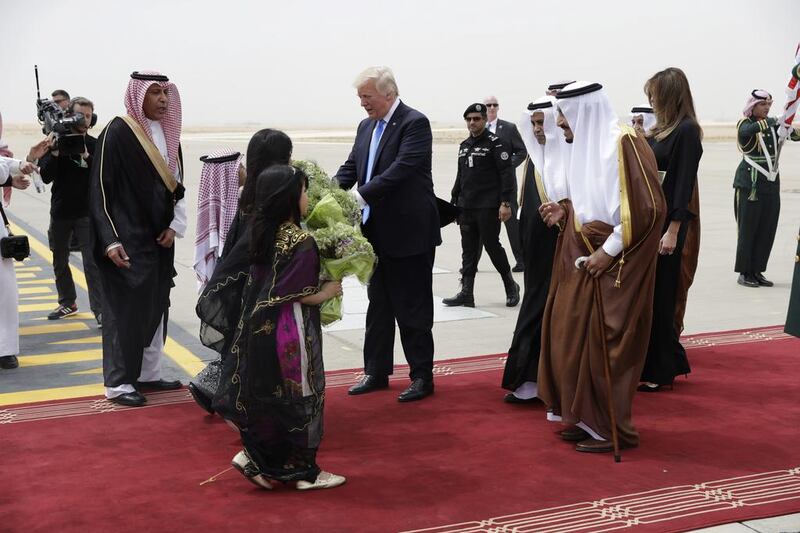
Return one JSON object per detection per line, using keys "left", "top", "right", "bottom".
{"left": 49, "top": 215, "right": 103, "bottom": 315}
{"left": 460, "top": 208, "right": 511, "bottom": 278}
{"left": 364, "top": 248, "right": 435, "bottom": 380}
{"left": 734, "top": 188, "right": 780, "bottom": 274}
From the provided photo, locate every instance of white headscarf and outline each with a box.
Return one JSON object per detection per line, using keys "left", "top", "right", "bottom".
{"left": 630, "top": 104, "right": 656, "bottom": 134}
{"left": 518, "top": 96, "right": 569, "bottom": 202}
{"left": 557, "top": 81, "right": 623, "bottom": 256}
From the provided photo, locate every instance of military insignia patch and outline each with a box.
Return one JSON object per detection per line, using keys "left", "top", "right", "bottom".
{"left": 476, "top": 104, "right": 482, "bottom": 111}
{"left": 500, "top": 152, "right": 509, "bottom": 160}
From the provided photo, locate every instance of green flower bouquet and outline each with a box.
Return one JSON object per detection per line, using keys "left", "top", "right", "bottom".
{"left": 294, "top": 160, "right": 377, "bottom": 325}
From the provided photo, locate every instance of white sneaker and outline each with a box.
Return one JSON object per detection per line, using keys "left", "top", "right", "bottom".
{"left": 296, "top": 471, "right": 346, "bottom": 491}
{"left": 231, "top": 450, "right": 273, "bottom": 490}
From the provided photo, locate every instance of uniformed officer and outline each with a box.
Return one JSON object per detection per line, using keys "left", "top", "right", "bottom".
{"left": 443, "top": 103, "right": 520, "bottom": 308}
{"left": 733, "top": 89, "right": 800, "bottom": 287}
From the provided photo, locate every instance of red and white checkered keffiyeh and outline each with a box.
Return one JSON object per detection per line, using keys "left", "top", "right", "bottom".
{"left": 0, "top": 111, "right": 13, "bottom": 207}
{"left": 193, "top": 149, "right": 243, "bottom": 292}
{"left": 743, "top": 89, "right": 772, "bottom": 118}
{"left": 124, "top": 70, "right": 182, "bottom": 174}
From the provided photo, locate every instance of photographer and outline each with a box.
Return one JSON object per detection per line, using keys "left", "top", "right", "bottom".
{"left": 2, "top": 134, "right": 36, "bottom": 370}
{"left": 28, "top": 97, "right": 104, "bottom": 325}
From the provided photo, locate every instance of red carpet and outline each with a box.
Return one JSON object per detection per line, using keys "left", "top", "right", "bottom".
{"left": 1, "top": 326, "right": 799, "bottom": 533}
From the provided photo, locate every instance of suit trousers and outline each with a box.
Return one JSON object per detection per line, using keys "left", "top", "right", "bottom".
{"left": 364, "top": 248, "right": 435, "bottom": 381}
{"left": 460, "top": 208, "right": 512, "bottom": 279}
{"left": 49, "top": 216, "right": 104, "bottom": 315}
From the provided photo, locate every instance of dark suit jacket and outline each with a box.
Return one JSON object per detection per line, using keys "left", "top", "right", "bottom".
{"left": 494, "top": 118, "right": 527, "bottom": 168}
{"left": 335, "top": 101, "right": 441, "bottom": 258}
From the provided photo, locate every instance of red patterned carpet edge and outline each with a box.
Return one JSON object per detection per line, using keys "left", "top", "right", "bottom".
{"left": 1, "top": 330, "right": 799, "bottom": 533}
{"left": 0, "top": 324, "right": 792, "bottom": 422}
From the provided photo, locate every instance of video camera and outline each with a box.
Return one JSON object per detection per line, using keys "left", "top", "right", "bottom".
{"left": 34, "top": 65, "right": 92, "bottom": 156}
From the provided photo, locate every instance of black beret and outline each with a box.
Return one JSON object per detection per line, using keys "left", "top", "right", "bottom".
{"left": 463, "top": 103, "right": 488, "bottom": 118}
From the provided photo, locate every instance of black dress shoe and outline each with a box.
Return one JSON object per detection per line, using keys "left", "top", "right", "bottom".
{"left": 109, "top": 391, "right": 147, "bottom": 407}
{"left": 0, "top": 355, "right": 19, "bottom": 369}
{"left": 511, "top": 263, "right": 525, "bottom": 273}
{"left": 188, "top": 383, "right": 215, "bottom": 415}
{"left": 737, "top": 273, "right": 759, "bottom": 288}
{"left": 503, "top": 393, "right": 540, "bottom": 405}
{"left": 398, "top": 378, "right": 434, "bottom": 402}
{"left": 136, "top": 379, "right": 182, "bottom": 391}
{"left": 755, "top": 273, "right": 774, "bottom": 287}
{"left": 348, "top": 375, "right": 389, "bottom": 395}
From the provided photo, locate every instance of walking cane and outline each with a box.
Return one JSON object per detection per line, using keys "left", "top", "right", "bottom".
{"left": 576, "top": 257, "right": 622, "bottom": 463}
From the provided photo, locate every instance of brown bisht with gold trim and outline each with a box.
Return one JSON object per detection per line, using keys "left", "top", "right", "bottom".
{"left": 538, "top": 128, "right": 666, "bottom": 448}
{"left": 89, "top": 116, "right": 183, "bottom": 388}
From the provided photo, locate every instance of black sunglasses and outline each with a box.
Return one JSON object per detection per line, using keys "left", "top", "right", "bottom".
{"left": 484, "top": 103, "right": 499, "bottom": 107}
{"left": 465, "top": 116, "right": 484, "bottom": 122}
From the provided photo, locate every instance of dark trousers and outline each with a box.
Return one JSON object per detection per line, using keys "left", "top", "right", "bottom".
{"left": 475, "top": 195, "right": 523, "bottom": 266}
{"left": 734, "top": 188, "right": 780, "bottom": 274}
{"left": 364, "top": 248, "right": 435, "bottom": 380}
{"left": 49, "top": 216, "right": 103, "bottom": 315}
{"left": 641, "top": 222, "right": 691, "bottom": 385}
{"left": 460, "top": 208, "right": 511, "bottom": 278}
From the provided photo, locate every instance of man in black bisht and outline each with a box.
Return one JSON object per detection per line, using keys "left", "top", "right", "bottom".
{"left": 501, "top": 90, "right": 570, "bottom": 404}
{"left": 90, "top": 71, "right": 187, "bottom": 407}
{"left": 444, "top": 103, "right": 520, "bottom": 308}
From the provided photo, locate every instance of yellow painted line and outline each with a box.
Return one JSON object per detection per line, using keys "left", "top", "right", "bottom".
{"left": 51, "top": 335, "right": 102, "bottom": 345}
{"left": 18, "top": 349, "right": 102, "bottom": 367}
{"left": 0, "top": 384, "right": 104, "bottom": 406}
{"left": 10, "top": 222, "right": 205, "bottom": 379}
{"left": 164, "top": 337, "right": 206, "bottom": 376}
{"left": 70, "top": 367, "right": 103, "bottom": 375}
{"left": 14, "top": 261, "right": 34, "bottom": 268}
{"left": 15, "top": 272, "right": 36, "bottom": 279}
{"left": 18, "top": 279, "right": 55, "bottom": 285}
{"left": 14, "top": 266, "right": 43, "bottom": 273}
{"left": 19, "top": 295, "right": 58, "bottom": 302}
{"left": 19, "top": 303, "right": 59, "bottom": 313}
{"left": 19, "top": 286, "right": 53, "bottom": 295}
{"left": 20, "top": 322, "right": 90, "bottom": 336}
{"left": 31, "top": 312, "right": 95, "bottom": 322}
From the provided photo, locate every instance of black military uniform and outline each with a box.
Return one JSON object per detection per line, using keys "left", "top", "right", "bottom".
{"left": 444, "top": 103, "right": 520, "bottom": 308}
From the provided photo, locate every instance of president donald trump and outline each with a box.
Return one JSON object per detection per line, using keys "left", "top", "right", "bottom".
{"left": 335, "top": 66, "right": 441, "bottom": 402}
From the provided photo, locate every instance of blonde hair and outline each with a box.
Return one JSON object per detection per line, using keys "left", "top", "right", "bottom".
{"left": 644, "top": 67, "right": 703, "bottom": 142}
{"left": 353, "top": 66, "right": 399, "bottom": 97}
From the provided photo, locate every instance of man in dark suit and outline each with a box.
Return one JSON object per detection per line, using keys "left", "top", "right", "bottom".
{"left": 335, "top": 66, "right": 441, "bottom": 402}
{"left": 483, "top": 95, "right": 527, "bottom": 272}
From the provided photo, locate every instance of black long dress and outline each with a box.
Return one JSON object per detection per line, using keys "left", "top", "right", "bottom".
{"left": 191, "top": 212, "right": 248, "bottom": 401}
{"left": 199, "top": 222, "right": 325, "bottom": 482}
{"left": 502, "top": 158, "right": 559, "bottom": 390}
{"left": 641, "top": 119, "right": 703, "bottom": 386}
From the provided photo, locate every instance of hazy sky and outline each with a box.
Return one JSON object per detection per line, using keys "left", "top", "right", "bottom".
{"left": 3, "top": 0, "right": 799, "bottom": 127}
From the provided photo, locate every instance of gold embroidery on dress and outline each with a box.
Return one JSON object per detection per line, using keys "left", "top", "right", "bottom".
{"left": 253, "top": 320, "right": 275, "bottom": 335}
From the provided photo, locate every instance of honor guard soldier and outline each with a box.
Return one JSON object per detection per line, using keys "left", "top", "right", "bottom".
{"left": 734, "top": 89, "right": 800, "bottom": 288}
{"left": 444, "top": 103, "right": 520, "bottom": 308}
